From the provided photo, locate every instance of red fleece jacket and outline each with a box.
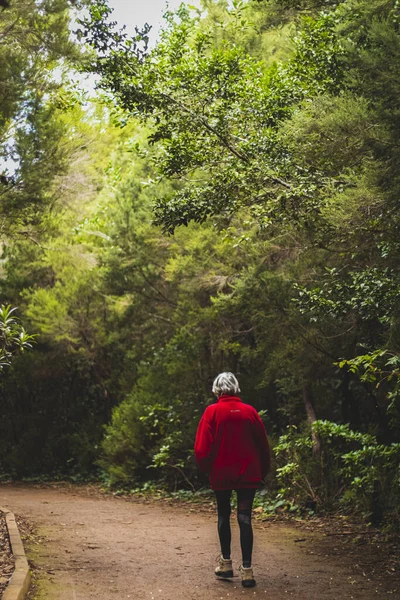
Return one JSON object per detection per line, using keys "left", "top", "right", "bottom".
{"left": 194, "top": 395, "right": 270, "bottom": 491}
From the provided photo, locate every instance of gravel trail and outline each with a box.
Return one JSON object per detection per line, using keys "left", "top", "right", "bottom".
{"left": 0, "top": 485, "right": 396, "bottom": 599}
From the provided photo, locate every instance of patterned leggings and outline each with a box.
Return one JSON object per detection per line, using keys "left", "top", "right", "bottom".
{"left": 214, "top": 488, "right": 256, "bottom": 568}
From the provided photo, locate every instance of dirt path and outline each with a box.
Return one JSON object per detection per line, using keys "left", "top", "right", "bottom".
{"left": 0, "top": 485, "right": 397, "bottom": 600}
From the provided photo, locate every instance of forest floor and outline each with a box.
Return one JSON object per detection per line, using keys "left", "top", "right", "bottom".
{"left": 0, "top": 509, "right": 15, "bottom": 595}
{"left": 0, "top": 483, "right": 398, "bottom": 600}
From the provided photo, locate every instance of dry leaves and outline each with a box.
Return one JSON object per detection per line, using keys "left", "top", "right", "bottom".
{"left": 0, "top": 511, "right": 15, "bottom": 596}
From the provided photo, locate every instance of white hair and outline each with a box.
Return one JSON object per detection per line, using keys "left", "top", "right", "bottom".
{"left": 212, "top": 372, "right": 241, "bottom": 396}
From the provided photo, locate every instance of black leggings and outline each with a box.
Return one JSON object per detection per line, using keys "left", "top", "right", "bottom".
{"left": 215, "top": 488, "right": 256, "bottom": 568}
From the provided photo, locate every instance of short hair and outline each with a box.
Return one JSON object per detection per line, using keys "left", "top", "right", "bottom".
{"left": 212, "top": 372, "right": 241, "bottom": 396}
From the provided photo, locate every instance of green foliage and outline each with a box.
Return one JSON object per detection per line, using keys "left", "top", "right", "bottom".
{"left": 294, "top": 268, "right": 400, "bottom": 324}
{"left": 0, "top": 305, "right": 34, "bottom": 369}
{"left": 79, "top": 1, "right": 348, "bottom": 233}
{"left": 99, "top": 362, "right": 201, "bottom": 488}
{"left": 337, "top": 351, "right": 400, "bottom": 433}
{"left": 0, "top": 0, "right": 91, "bottom": 234}
{"left": 0, "top": 0, "right": 399, "bottom": 532}
{"left": 276, "top": 421, "right": 400, "bottom": 525}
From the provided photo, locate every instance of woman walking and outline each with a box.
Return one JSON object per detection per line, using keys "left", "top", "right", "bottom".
{"left": 194, "top": 372, "right": 270, "bottom": 588}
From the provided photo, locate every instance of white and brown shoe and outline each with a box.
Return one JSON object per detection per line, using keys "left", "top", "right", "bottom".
{"left": 239, "top": 565, "right": 256, "bottom": 587}
{"left": 215, "top": 556, "right": 233, "bottom": 579}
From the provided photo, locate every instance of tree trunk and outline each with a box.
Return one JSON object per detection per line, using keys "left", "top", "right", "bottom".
{"left": 341, "top": 369, "right": 361, "bottom": 428}
{"left": 303, "top": 384, "right": 321, "bottom": 456}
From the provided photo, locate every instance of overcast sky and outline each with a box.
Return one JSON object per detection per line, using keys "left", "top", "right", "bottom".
{"left": 107, "top": 0, "right": 202, "bottom": 42}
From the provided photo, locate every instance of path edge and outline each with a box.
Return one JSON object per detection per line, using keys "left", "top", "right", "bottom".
{"left": 0, "top": 506, "right": 31, "bottom": 600}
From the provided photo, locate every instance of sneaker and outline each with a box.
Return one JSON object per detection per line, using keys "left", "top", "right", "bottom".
{"left": 239, "top": 565, "right": 256, "bottom": 588}
{"left": 215, "top": 556, "right": 233, "bottom": 579}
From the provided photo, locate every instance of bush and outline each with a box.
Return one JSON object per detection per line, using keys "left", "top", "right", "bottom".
{"left": 275, "top": 420, "right": 400, "bottom": 527}
{"left": 99, "top": 365, "right": 202, "bottom": 489}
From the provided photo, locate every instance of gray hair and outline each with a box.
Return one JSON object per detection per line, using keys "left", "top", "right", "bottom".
{"left": 212, "top": 372, "right": 241, "bottom": 396}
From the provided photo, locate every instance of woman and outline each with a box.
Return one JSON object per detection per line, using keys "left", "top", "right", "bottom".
{"left": 194, "top": 372, "right": 270, "bottom": 588}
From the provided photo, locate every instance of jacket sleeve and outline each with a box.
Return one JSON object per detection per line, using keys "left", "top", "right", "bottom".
{"left": 194, "top": 408, "right": 214, "bottom": 474}
{"left": 254, "top": 412, "right": 271, "bottom": 479}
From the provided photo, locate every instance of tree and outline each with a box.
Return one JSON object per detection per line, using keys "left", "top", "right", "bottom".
{"left": 76, "top": 0, "right": 400, "bottom": 521}
{"left": 0, "top": 0, "right": 399, "bottom": 526}
{"left": 0, "top": 0, "right": 89, "bottom": 236}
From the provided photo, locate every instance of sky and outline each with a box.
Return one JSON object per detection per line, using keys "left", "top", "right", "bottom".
{"left": 107, "top": 0, "right": 202, "bottom": 43}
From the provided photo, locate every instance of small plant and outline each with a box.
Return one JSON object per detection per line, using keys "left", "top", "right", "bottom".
{"left": 254, "top": 490, "right": 299, "bottom": 516}
{"left": 0, "top": 305, "right": 35, "bottom": 370}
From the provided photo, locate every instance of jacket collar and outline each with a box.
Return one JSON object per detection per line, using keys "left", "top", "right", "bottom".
{"left": 218, "top": 395, "right": 241, "bottom": 403}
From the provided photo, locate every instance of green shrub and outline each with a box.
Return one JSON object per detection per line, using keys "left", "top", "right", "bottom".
{"left": 275, "top": 420, "right": 400, "bottom": 527}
